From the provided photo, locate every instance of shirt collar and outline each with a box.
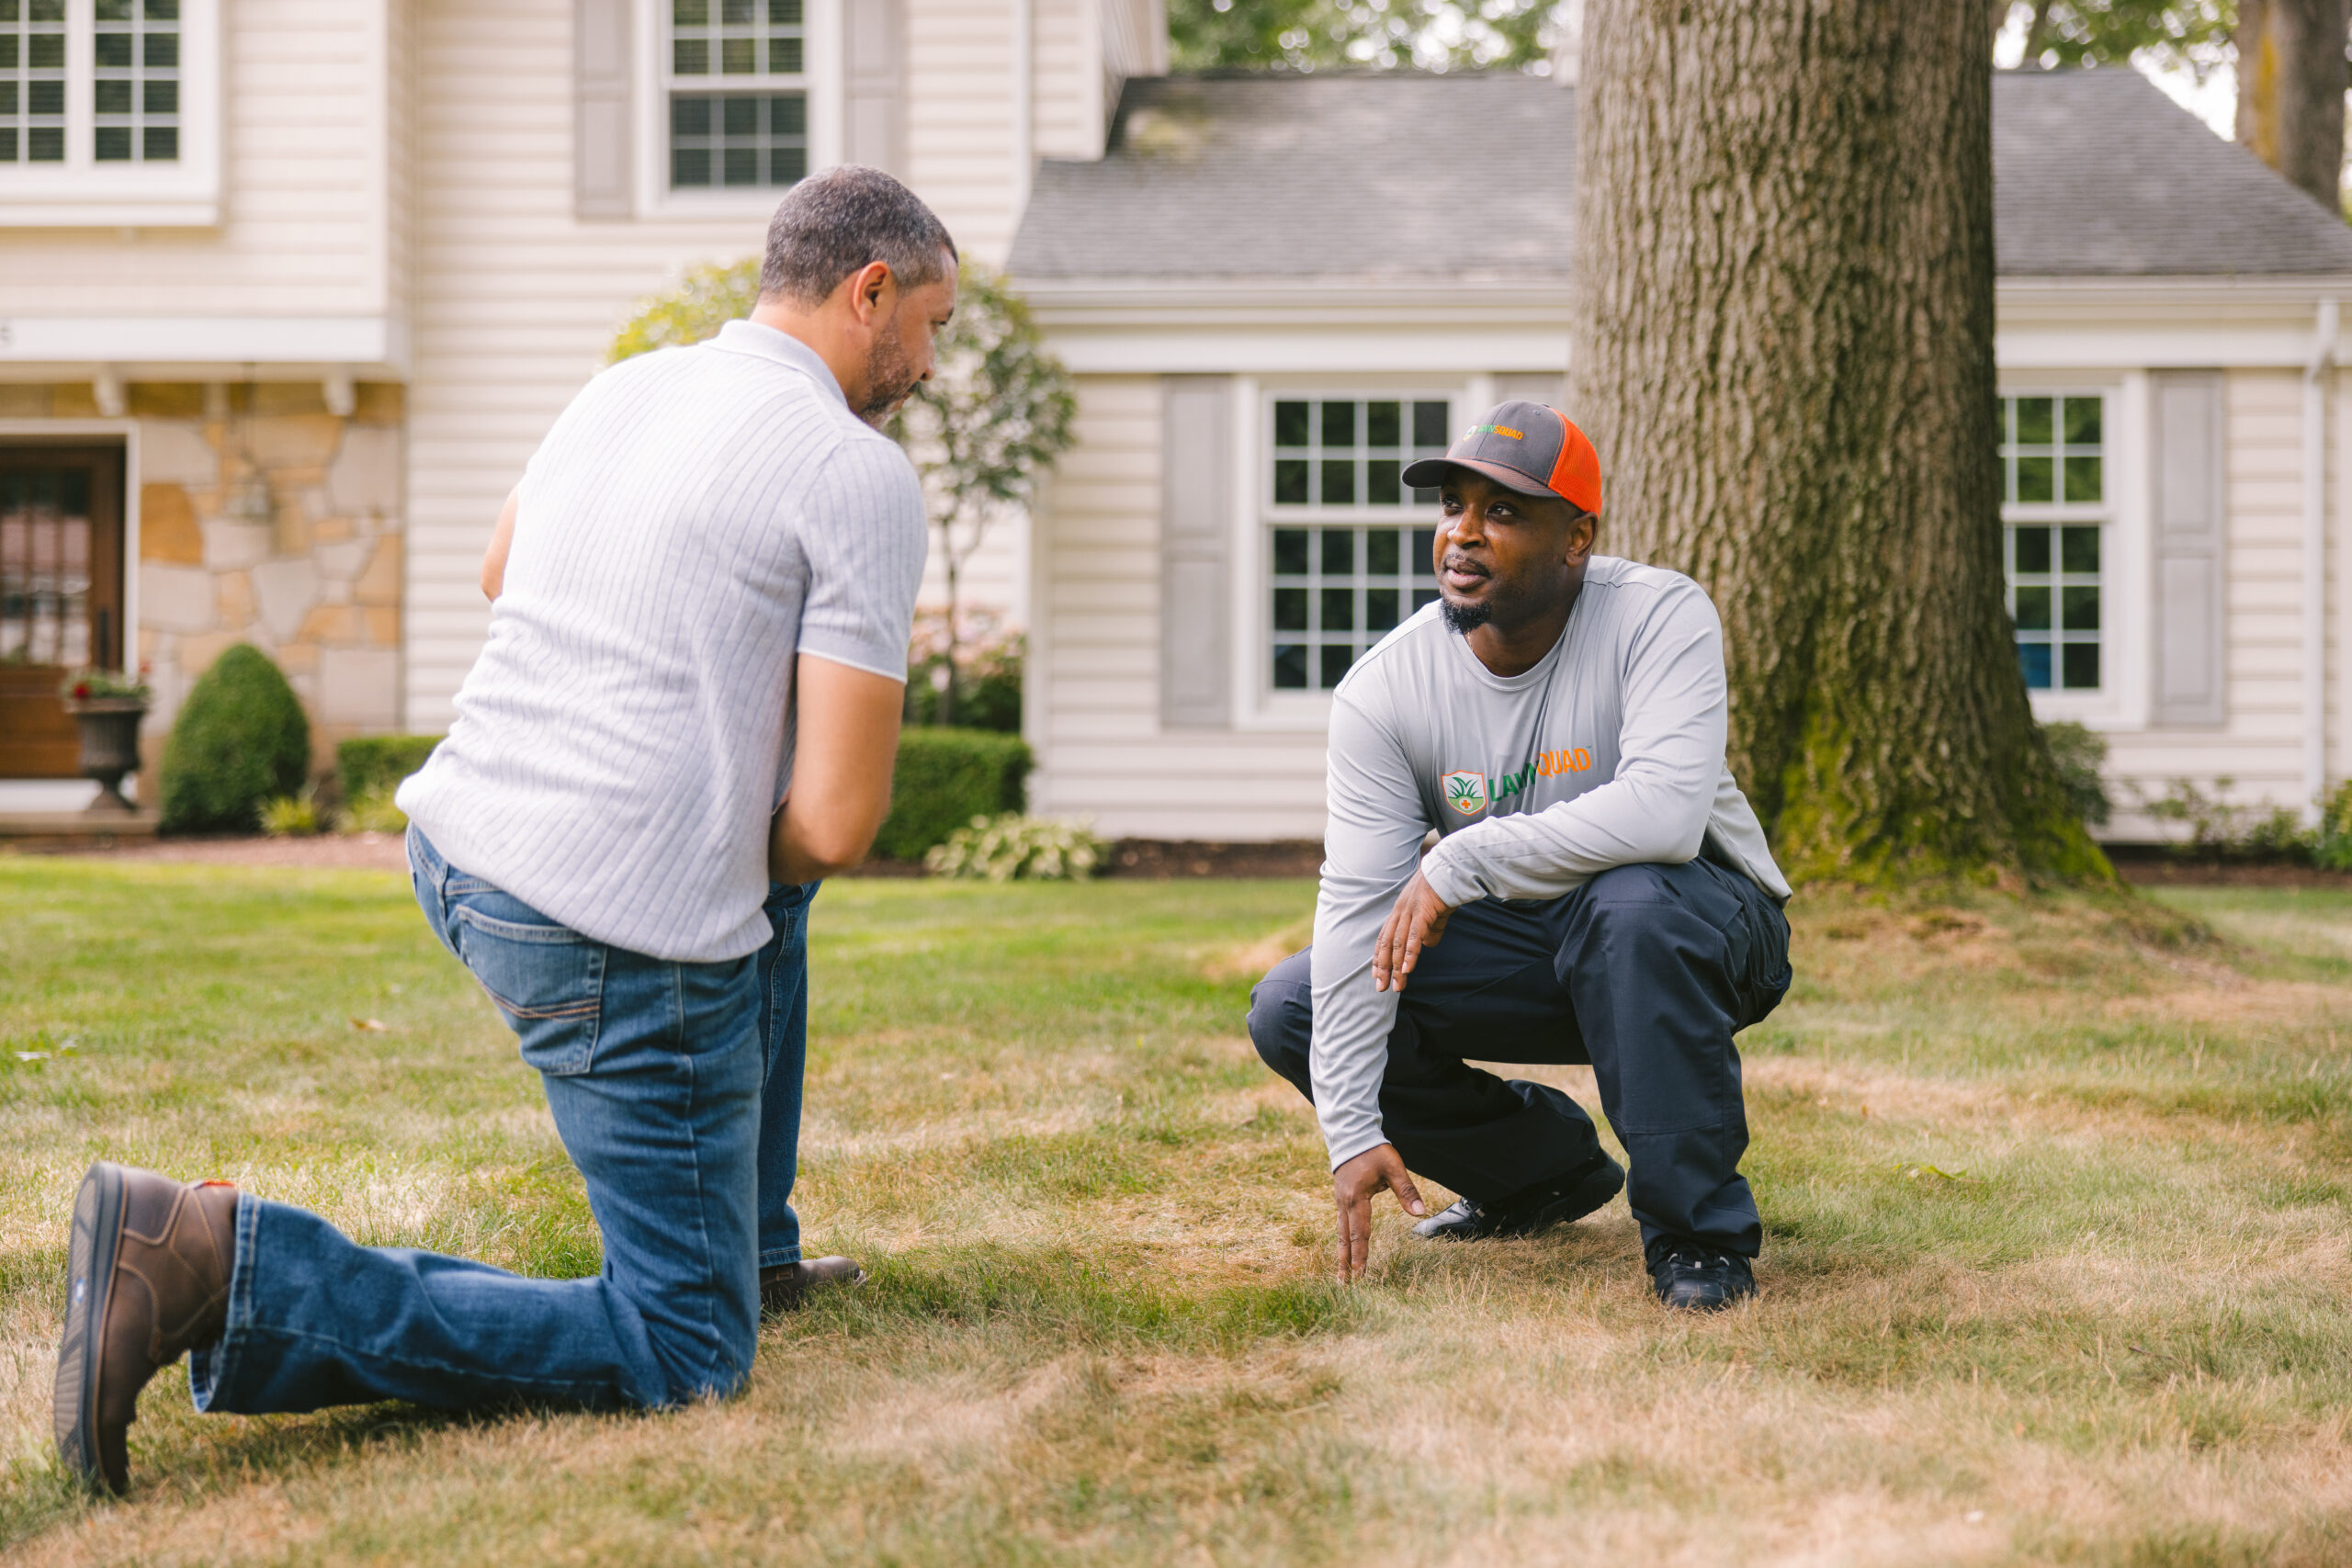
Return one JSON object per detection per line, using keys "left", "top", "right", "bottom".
{"left": 709, "top": 318, "right": 847, "bottom": 407}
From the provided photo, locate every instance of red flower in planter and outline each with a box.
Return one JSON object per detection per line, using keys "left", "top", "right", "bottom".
{"left": 72, "top": 682, "right": 90, "bottom": 700}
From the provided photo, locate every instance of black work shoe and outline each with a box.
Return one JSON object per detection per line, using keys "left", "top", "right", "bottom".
{"left": 1650, "top": 1247, "right": 1756, "bottom": 1312}
{"left": 1411, "top": 1152, "right": 1625, "bottom": 1241}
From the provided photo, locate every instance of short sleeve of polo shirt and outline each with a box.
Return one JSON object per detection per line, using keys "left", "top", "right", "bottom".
{"left": 796, "top": 434, "right": 929, "bottom": 682}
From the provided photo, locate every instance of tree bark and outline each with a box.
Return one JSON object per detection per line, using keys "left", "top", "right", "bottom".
{"left": 2233, "top": 0, "right": 2351, "bottom": 212}
{"left": 1568, "top": 1, "right": 2104, "bottom": 886}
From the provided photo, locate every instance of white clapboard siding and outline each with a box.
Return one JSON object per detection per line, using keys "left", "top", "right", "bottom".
{"left": 905, "top": 0, "right": 1020, "bottom": 263}
{"left": 403, "top": 0, "right": 1095, "bottom": 729}
{"left": 2101, "top": 367, "right": 2323, "bottom": 835}
{"left": 0, "top": 0, "right": 387, "bottom": 316}
{"left": 1030, "top": 375, "right": 1329, "bottom": 839}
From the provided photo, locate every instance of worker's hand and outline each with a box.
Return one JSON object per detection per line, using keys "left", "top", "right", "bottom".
{"left": 1331, "top": 1143, "right": 1425, "bottom": 1283}
{"left": 1373, "top": 868, "right": 1454, "bottom": 992}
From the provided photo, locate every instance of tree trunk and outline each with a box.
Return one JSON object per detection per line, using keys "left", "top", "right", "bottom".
{"left": 2234, "top": 0, "right": 2351, "bottom": 212}
{"left": 1569, "top": 1, "right": 2104, "bottom": 886}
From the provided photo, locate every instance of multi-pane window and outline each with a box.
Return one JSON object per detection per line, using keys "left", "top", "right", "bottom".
{"left": 2000, "top": 393, "right": 2104, "bottom": 691}
{"left": 1267, "top": 397, "right": 1450, "bottom": 691}
{"left": 93, "top": 0, "right": 176, "bottom": 163}
{"left": 0, "top": 0, "right": 68, "bottom": 165}
{"left": 668, "top": 0, "right": 807, "bottom": 190}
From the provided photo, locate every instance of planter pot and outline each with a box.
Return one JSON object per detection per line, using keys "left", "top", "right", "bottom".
{"left": 62, "top": 698, "right": 148, "bottom": 815}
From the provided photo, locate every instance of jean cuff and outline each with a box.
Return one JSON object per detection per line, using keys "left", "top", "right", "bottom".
{"left": 187, "top": 1190, "right": 262, "bottom": 1413}
{"left": 758, "top": 1244, "right": 804, "bottom": 1269}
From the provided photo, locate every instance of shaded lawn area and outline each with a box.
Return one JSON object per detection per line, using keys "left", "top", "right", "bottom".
{"left": 0, "top": 860, "right": 2349, "bottom": 1565}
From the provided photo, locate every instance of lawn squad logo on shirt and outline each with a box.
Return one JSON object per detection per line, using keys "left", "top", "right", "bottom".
{"left": 1442, "top": 770, "right": 1488, "bottom": 817}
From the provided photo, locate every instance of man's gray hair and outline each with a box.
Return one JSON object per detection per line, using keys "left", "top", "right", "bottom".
{"left": 761, "top": 165, "right": 957, "bottom": 306}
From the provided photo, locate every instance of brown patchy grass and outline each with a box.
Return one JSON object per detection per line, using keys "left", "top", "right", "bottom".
{"left": 0, "top": 863, "right": 2349, "bottom": 1564}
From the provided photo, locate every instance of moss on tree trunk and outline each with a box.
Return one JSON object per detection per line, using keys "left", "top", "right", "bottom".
{"left": 1569, "top": 0, "right": 2107, "bottom": 887}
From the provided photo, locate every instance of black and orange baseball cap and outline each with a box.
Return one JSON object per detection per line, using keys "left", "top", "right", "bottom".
{"left": 1401, "top": 400, "right": 1603, "bottom": 515}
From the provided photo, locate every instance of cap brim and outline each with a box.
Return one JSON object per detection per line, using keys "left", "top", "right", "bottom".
{"left": 1398, "top": 456, "right": 1566, "bottom": 501}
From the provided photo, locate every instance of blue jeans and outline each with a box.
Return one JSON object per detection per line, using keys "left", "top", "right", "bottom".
{"left": 187, "top": 828, "right": 818, "bottom": 1415}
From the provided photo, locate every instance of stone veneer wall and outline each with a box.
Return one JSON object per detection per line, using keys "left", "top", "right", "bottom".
{"left": 0, "top": 379, "right": 406, "bottom": 779}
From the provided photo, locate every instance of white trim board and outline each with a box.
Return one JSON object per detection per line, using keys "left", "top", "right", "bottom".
{"left": 0, "top": 316, "right": 411, "bottom": 375}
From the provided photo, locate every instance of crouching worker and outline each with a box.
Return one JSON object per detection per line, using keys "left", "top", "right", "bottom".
{"left": 1247, "top": 402, "right": 1793, "bottom": 1312}
{"left": 53, "top": 166, "right": 953, "bottom": 1494}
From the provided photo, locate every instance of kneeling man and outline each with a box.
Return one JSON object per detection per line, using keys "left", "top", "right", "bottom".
{"left": 1248, "top": 402, "right": 1793, "bottom": 1311}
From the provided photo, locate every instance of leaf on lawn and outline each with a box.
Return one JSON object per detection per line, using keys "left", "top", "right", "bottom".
{"left": 351, "top": 1018, "right": 388, "bottom": 1032}
{"left": 1894, "top": 1161, "right": 1979, "bottom": 1184}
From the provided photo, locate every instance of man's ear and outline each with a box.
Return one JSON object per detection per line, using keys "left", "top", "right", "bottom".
{"left": 845, "top": 260, "right": 894, "bottom": 326}
{"left": 1568, "top": 508, "right": 1599, "bottom": 561}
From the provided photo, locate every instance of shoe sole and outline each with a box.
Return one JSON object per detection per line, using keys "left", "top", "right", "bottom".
{"left": 54, "top": 1161, "right": 126, "bottom": 1495}
{"left": 1418, "top": 1157, "right": 1626, "bottom": 1242}
{"left": 759, "top": 1265, "right": 869, "bottom": 1316}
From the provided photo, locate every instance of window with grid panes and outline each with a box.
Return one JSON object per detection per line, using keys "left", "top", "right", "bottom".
{"left": 1999, "top": 393, "right": 2105, "bottom": 691}
{"left": 0, "top": 0, "right": 68, "bottom": 165}
{"left": 668, "top": 0, "right": 807, "bottom": 190}
{"left": 94, "top": 0, "right": 177, "bottom": 163}
{"left": 1267, "top": 397, "right": 1450, "bottom": 691}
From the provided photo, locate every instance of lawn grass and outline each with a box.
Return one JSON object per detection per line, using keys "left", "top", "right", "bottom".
{"left": 1, "top": 860, "right": 2348, "bottom": 1565}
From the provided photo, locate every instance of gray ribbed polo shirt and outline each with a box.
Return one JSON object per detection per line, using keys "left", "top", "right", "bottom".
{"left": 400, "top": 321, "right": 927, "bottom": 963}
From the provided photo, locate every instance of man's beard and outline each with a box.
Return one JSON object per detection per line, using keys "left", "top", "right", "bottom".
{"left": 858, "top": 320, "right": 922, "bottom": 427}
{"left": 1441, "top": 598, "right": 1492, "bottom": 636}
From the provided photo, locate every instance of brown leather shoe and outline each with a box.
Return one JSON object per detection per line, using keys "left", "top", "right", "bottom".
{"left": 54, "top": 1163, "right": 239, "bottom": 1495}
{"left": 759, "top": 1256, "right": 865, "bottom": 1314}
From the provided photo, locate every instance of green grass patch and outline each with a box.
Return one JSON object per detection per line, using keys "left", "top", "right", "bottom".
{"left": 1, "top": 863, "right": 2349, "bottom": 1563}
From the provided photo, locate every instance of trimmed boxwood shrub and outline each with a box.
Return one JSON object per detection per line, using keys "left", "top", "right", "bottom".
{"left": 338, "top": 734, "right": 443, "bottom": 803}
{"left": 873, "top": 728, "right": 1031, "bottom": 863}
{"left": 158, "top": 644, "right": 311, "bottom": 834}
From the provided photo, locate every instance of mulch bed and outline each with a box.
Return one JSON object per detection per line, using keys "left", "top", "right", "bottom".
{"left": 18, "top": 835, "right": 2340, "bottom": 889}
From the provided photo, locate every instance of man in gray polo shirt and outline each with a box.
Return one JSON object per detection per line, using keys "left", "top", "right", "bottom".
{"left": 1247, "top": 401, "right": 1793, "bottom": 1313}
{"left": 55, "top": 167, "right": 950, "bottom": 1495}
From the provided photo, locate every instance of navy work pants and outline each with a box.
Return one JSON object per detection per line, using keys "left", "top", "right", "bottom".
{"left": 1248, "top": 858, "right": 1792, "bottom": 1265}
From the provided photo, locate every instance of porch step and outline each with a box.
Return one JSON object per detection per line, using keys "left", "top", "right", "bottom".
{"left": 0, "top": 810, "right": 160, "bottom": 840}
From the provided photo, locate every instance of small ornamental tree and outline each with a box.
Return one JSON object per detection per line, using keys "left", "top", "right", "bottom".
{"left": 886, "top": 261, "right": 1076, "bottom": 725}
{"left": 610, "top": 256, "right": 1077, "bottom": 726}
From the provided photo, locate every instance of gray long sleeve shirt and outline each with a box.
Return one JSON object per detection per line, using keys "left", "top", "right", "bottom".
{"left": 1310, "top": 555, "right": 1792, "bottom": 1170}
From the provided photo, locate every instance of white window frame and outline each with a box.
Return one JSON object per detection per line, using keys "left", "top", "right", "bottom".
{"left": 1231, "top": 377, "right": 1467, "bottom": 729}
{"left": 0, "top": 0, "right": 219, "bottom": 227}
{"left": 632, "top": 0, "right": 841, "bottom": 220}
{"left": 1998, "top": 371, "right": 2146, "bottom": 728}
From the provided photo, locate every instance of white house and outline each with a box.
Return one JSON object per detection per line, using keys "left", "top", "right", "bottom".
{"left": 1008, "top": 69, "right": 2352, "bottom": 843}
{"left": 0, "top": 0, "right": 1161, "bottom": 800}
{"left": 1, "top": 6, "right": 2344, "bottom": 849}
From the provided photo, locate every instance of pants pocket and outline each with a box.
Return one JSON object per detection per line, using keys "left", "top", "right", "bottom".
{"left": 452, "top": 902, "right": 606, "bottom": 1076}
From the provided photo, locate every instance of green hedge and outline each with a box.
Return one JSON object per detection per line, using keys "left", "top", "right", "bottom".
{"left": 158, "top": 644, "right": 311, "bottom": 834}
{"left": 338, "top": 734, "right": 443, "bottom": 802}
{"left": 874, "top": 728, "right": 1031, "bottom": 862}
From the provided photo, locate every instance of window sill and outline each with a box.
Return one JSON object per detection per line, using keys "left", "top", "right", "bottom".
{"left": 0, "top": 186, "right": 219, "bottom": 228}
{"left": 629, "top": 187, "right": 800, "bottom": 222}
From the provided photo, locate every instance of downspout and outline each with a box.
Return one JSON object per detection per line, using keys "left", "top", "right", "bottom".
{"left": 1011, "top": 0, "right": 1033, "bottom": 220}
{"left": 2304, "top": 299, "right": 2338, "bottom": 824}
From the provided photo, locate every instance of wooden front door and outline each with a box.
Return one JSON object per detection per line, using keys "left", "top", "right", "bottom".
{"left": 0, "top": 446, "right": 127, "bottom": 779}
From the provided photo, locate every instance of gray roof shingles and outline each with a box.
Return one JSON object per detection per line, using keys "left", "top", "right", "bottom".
{"left": 1008, "top": 68, "right": 2352, "bottom": 285}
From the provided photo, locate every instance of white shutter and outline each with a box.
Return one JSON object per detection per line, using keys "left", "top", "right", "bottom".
{"left": 574, "top": 0, "right": 633, "bottom": 220}
{"left": 842, "top": 0, "right": 904, "bottom": 174}
{"left": 1161, "top": 377, "right": 1234, "bottom": 728}
{"left": 2150, "top": 371, "right": 2226, "bottom": 726}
